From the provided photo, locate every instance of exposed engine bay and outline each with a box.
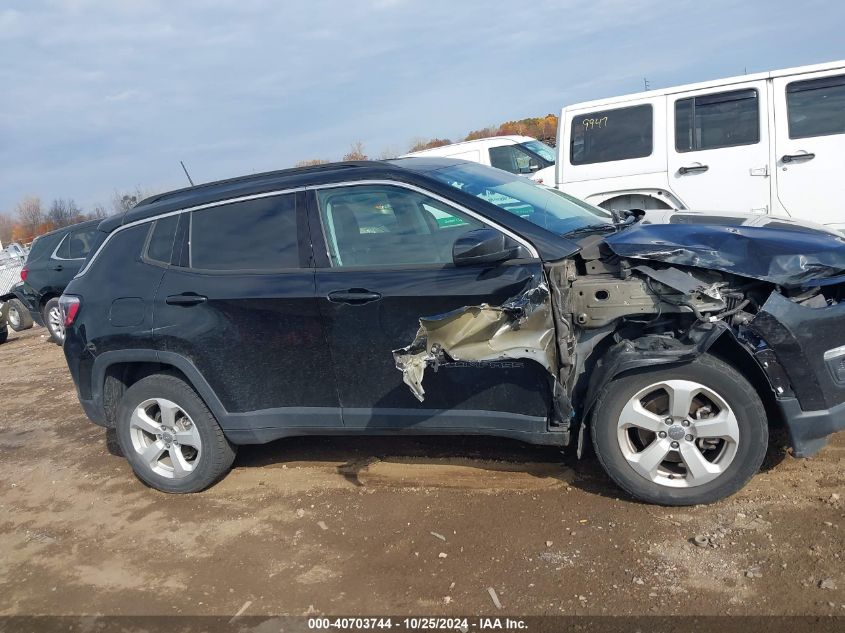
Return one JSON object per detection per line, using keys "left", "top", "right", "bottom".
{"left": 393, "top": 221, "right": 845, "bottom": 455}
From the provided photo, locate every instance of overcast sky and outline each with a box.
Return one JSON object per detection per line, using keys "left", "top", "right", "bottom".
{"left": 1, "top": 0, "right": 843, "bottom": 215}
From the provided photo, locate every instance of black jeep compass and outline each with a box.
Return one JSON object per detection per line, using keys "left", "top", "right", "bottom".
{"left": 61, "top": 159, "right": 845, "bottom": 504}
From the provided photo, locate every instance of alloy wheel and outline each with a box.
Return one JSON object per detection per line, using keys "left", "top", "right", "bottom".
{"left": 8, "top": 305, "right": 21, "bottom": 329}
{"left": 616, "top": 380, "right": 740, "bottom": 488}
{"left": 129, "top": 398, "right": 203, "bottom": 479}
{"left": 48, "top": 306, "right": 64, "bottom": 342}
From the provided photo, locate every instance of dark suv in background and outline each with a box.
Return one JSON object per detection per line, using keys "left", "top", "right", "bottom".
{"left": 2, "top": 219, "right": 102, "bottom": 344}
{"left": 60, "top": 159, "right": 845, "bottom": 505}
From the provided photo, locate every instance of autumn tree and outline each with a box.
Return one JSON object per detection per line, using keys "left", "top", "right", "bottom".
{"left": 464, "top": 127, "right": 498, "bottom": 141}
{"left": 497, "top": 114, "right": 558, "bottom": 144}
{"left": 342, "top": 141, "right": 368, "bottom": 161}
{"left": 408, "top": 138, "right": 452, "bottom": 153}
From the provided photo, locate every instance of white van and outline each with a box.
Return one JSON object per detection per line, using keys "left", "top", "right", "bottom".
{"left": 556, "top": 60, "right": 845, "bottom": 230}
{"left": 403, "top": 135, "right": 557, "bottom": 184}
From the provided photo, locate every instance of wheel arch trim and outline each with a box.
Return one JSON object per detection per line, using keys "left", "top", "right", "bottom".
{"left": 576, "top": 324, "right": 777, "bottom": 456}
{"left": 90, "top": 350, "right": 229, "bottom": 427}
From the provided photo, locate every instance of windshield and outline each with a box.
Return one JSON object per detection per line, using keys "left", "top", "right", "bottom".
{"left": 519, "top": 140, "right": 556, "bottom": 164}
{"left": 426, "top": 162, "right": 612, "bottom": 235}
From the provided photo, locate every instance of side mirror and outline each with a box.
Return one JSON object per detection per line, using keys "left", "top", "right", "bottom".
{"left": 453, "top": 228, "right": 518, "bottom": 266}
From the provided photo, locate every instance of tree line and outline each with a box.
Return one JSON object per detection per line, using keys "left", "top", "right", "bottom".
{"left": 2, "top": 113, "right": 558, "bottom": 246}
{"left": 296, "top": 113, "right": 558, "bottom": 165}
{"left": 0, "top": 186, "right": 157, "bottom": 246}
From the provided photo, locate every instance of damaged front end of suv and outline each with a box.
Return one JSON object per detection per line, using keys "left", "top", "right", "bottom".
{"left": 394, "top": 220, "right": 845, "bottom": 473}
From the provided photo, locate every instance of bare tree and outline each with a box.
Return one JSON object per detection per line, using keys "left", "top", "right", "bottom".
{"left": 111, "top": 186, "right": 157, "bottom": 214}
{"left": 377, "top": 146, "right": 401, "bottom": 160}
{"left": 342, "top": 141, "right": 368, "bottom": 161}
{"left": 294, "top": 158, "right": 330, "bottom": 167}
{"left": 89, "top": 203, "right": 109, "bottom": 219}
{"left": 15, "top": 196, "right": 45, "bottom": 238}
{"left": 0, "top": 214, "right": 14, "bottom": 246}
{"left": 48, "top": 198, "right": 82, "bottom": 228}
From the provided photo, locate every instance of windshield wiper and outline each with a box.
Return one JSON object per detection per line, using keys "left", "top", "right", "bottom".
{"left": 562, "top": 223, "right": 618, "bottom": 238}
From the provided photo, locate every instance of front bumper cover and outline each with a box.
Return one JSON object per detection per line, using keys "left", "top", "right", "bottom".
{"left": 777, "top": 397, "right": 845, "bottom": 457}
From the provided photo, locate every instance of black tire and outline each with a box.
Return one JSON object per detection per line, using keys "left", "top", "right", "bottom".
{"left": 590, "top": 354, "right": 768, "bottom": 506}
{"left": 7, "top": 299, "right": 33, "bottom": 331}
{"left": 0, "top": 325, "right": 7, "bottom": 345}
{"left": 43, "top": 298, "right": 64, "bottom": 345}
{"left": 116, "top": 373, "right": 237, "bottom": 493}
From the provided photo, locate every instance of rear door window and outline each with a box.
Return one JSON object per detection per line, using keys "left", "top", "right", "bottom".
{"left": 675, "top": 89, "right": 760, "bottom": 152}
{"left": 570, "top": 104, "right": 653, "bottom": 165}
{"left": 189, "top": 194, "right": 301, "bottom": 271}
{"left": 786, "top": 74, "right": 845, "bottom": 139}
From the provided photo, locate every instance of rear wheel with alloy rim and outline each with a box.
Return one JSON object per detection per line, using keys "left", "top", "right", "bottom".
{"left": 43, "top": 298, "right": 64, "bottom": 345}
{"left": 116, "top": 373, "right": 236, "bottom": 493}
{"left": 591, "top": 354, "right": 767, "bottom": 506}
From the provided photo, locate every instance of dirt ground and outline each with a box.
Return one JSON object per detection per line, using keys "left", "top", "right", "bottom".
{"left": 0, "top": 325, "right": 843, "bottom": 617}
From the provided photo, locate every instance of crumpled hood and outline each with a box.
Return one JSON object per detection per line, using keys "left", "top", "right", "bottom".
{"left": 604, "top": 222, "right": 845, "bottom": 287}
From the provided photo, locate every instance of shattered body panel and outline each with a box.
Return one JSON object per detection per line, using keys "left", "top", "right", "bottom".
{"left": 393, "top": 218, "right": 845, "bottom": 458}
{"left": 605, "top": 223, "right": 845, "bottom": 288}
{"left": 394, "top": 284, "right": 555, "bottom": 402}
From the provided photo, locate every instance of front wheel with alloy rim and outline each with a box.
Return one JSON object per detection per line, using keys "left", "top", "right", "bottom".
{"left": 591, "top": 354, "right": 768, "bottom": 506}
{"left": 43, "top": 298, "right": 64, "bottom": 345}
{"left": 116, "top": 373, "right": 236, "bottom": 493}
{"left": 7, "top": 299, "right": 33, "bottom": 331}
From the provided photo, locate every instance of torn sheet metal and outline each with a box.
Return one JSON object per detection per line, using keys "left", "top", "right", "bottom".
{"left": 393, "top": 283, "right": 557, "bottom": 402}
{"left": 631, "top": 265, "right": 724, "bottom": 300}
{"left": 605, "top": 223, "right": 845, "bottom": 288}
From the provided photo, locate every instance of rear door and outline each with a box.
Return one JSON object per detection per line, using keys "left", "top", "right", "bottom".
{"left": 773, "top": 69, "right": 845, "bottom": 227}
{"left": 309, "top": 182, "right": 552, "bottom": 433}
{"left": 154, "top": 192, "right": 341, "bottom": 430}
{"left": 667, "top": 81, "right": 771, "bottom": 213}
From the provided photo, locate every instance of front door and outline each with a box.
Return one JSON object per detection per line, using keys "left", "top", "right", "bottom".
{"left": 667, "top": 81, "right": 771, "bottom": 213}
{"left": 308, "top": 183, "right": 552, "bottom": 434}
{"left": 154, "top": 192, "right": 341, "bottom": 430}
{"left": 773, "top": 70, "right": 845, "bottom": 227}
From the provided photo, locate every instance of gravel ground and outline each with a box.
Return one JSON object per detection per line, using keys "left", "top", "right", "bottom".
{"left": 0, "top": 326, "right": 843, "bottom": 617}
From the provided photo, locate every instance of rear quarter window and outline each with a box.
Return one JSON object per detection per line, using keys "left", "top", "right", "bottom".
{"left": 26, "top": 234, "right": 59, "bottom": 262}
{"left": 144, "top": 215, "right": 180, "bottom": 264}
{"left": 787, "top": 74, "right": 845, "bottom": 139}
{"left": 570, "top": 104, "right": 653, "bottom": 165}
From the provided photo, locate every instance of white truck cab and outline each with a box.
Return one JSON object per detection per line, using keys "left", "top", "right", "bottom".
{"left": 556, "top": 60, "right": 845, "bottom": 230}
{"left": 402, "top": 135, "right": 556, "bottom": 185}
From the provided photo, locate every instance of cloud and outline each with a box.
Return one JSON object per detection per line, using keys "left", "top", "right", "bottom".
{"left": 0, "top": 0, "right": 842, "bottom": 214}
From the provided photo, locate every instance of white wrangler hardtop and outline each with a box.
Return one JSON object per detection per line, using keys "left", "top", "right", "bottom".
{"left": 555, "top": 60, "right": 845, "bottom": 230}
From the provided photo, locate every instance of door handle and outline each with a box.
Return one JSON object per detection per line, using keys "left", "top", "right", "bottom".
{"left": 678, "top": 164, "right": 709, "bottom": 175}
{"left": 165, "top": 293, "right": 208, "bottom": 306}
{"left": 51, "top": 265, "right": 64, "bottom": 271}
{"left": 327, "top": 289, "right": 382, "bottom": 305}
{"left": 782, "top": 152, "right": 815, "bottom": 163}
